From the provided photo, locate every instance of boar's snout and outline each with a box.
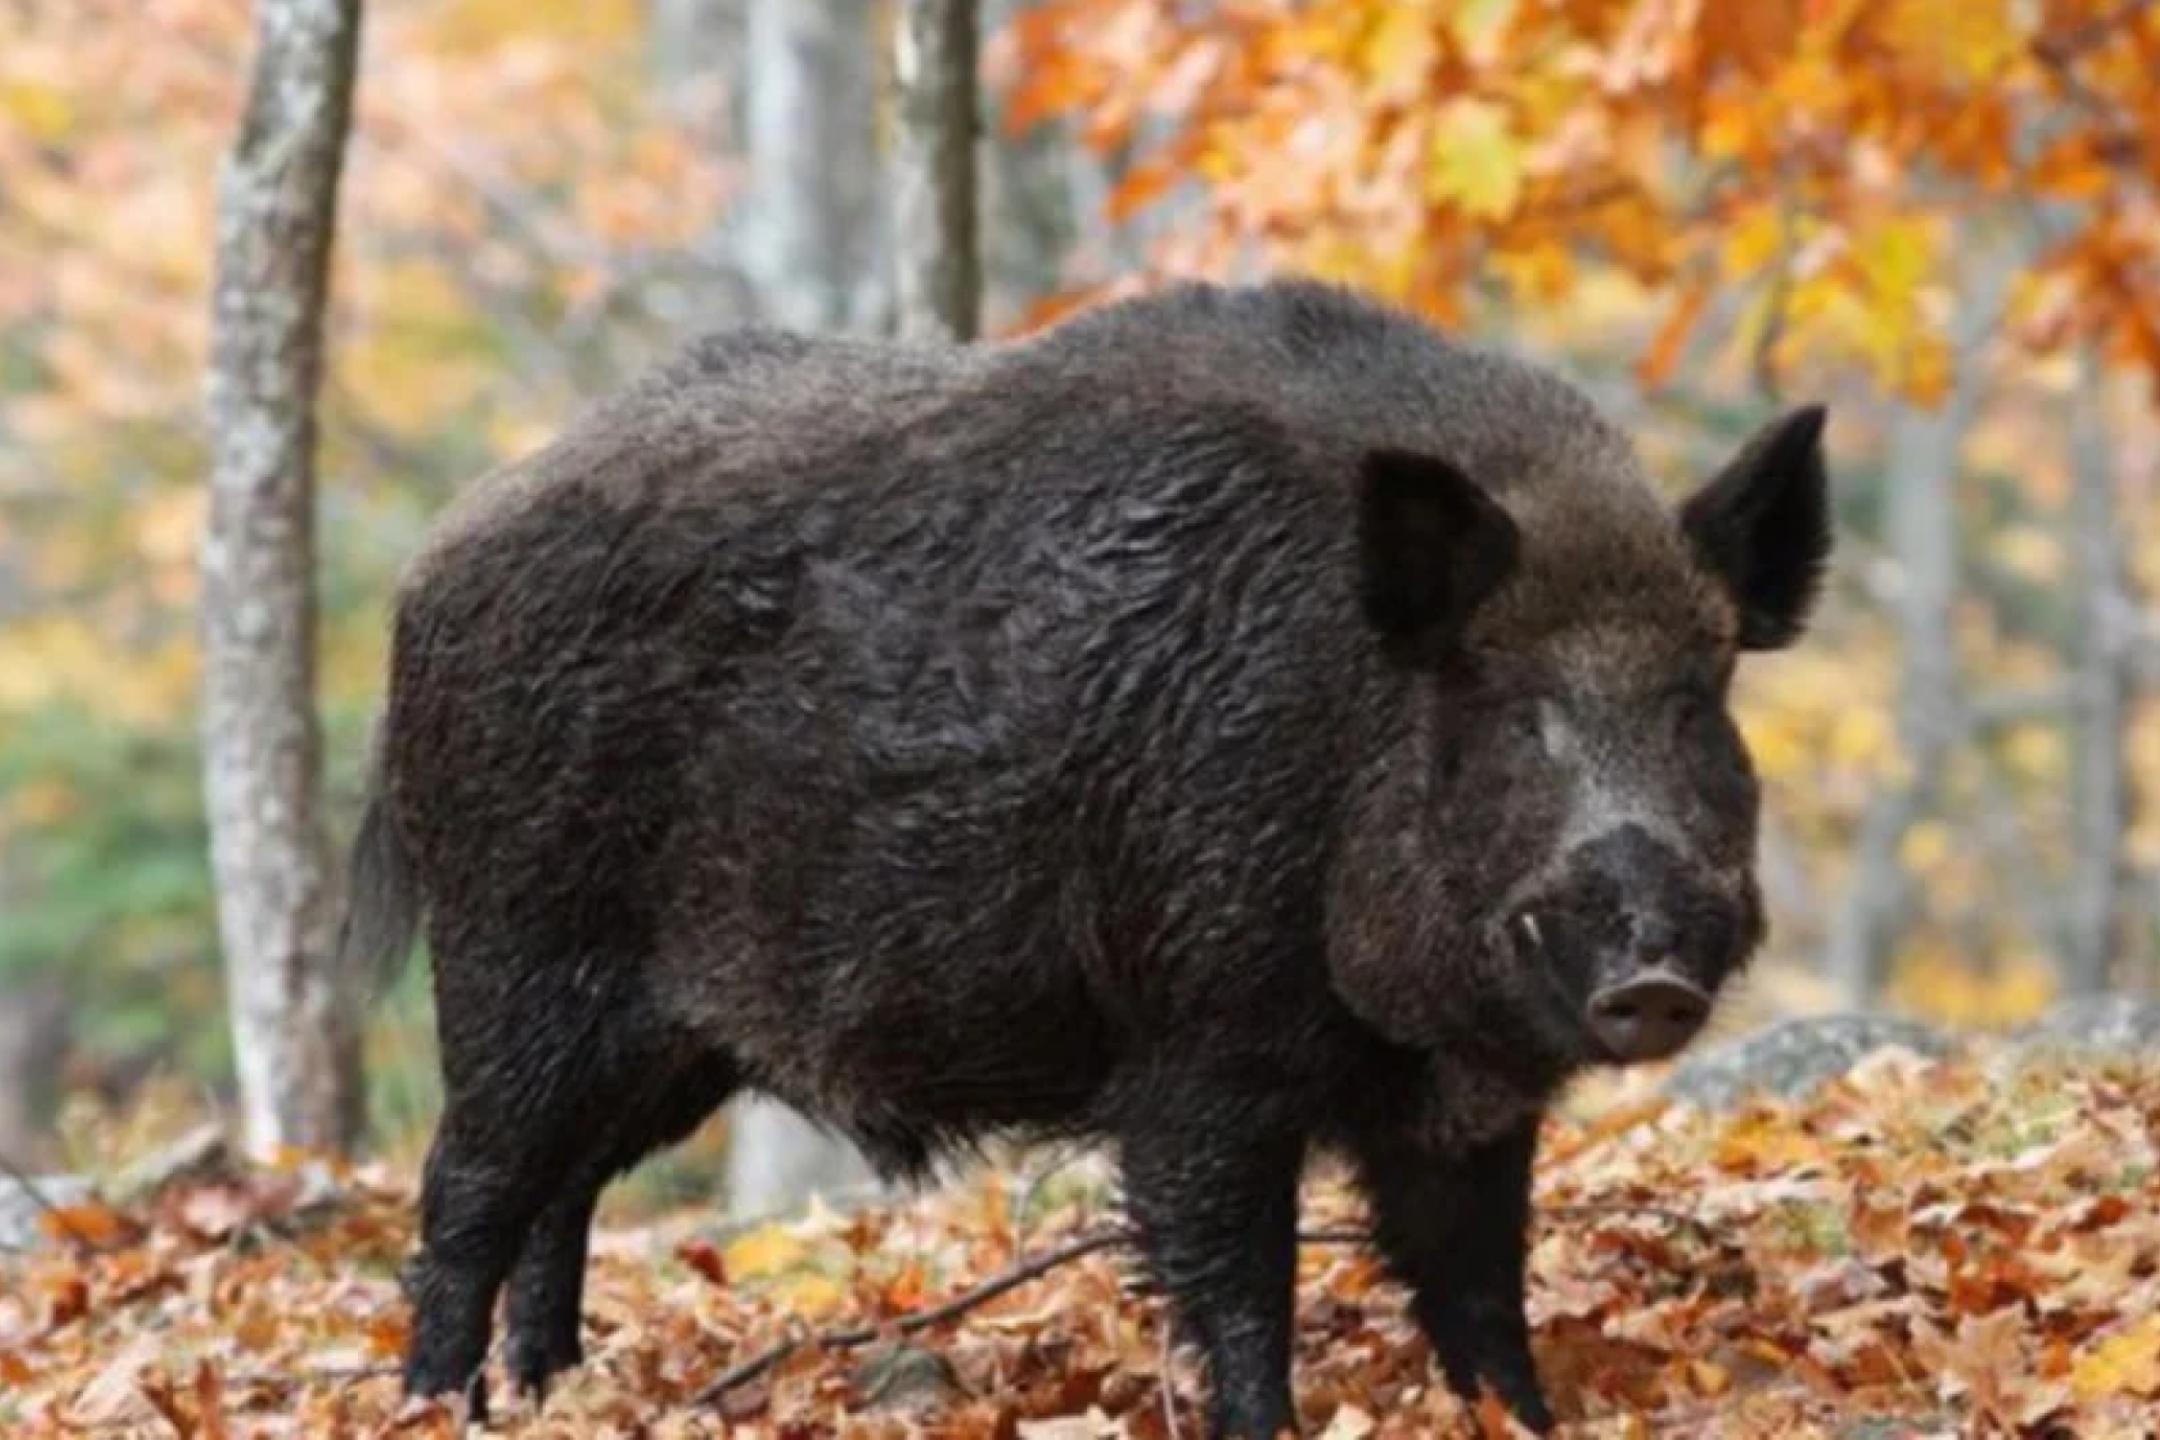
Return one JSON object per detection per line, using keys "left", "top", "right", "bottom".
{"left": 1511, "top": 822, "right": 1747, "bottom": 1064}
{"left": 1586, "top": 966, "right": 1710, "bottom": 1062}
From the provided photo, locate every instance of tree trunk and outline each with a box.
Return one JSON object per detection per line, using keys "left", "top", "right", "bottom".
{"left": 1824, "top": 395, "right": 1970, "bottom": 1002}
{"left": 2064, "top": 348, "right": 2133, "bottom": 995}
{"left": 893, "top": 0, "right": 980, "bottom": 341}
{"left": 721, "top": 0, "right": 888, "bottom": 1215}
{"left": 734, "top": 0, "right": 885, "bottom": 333}
{"left": 201, "top": 0, "right": 364, "bottom": 1158}
{"left": 1821, "top": 246, "right": 2018, "bottom": 1004}
{"left": 0, "top": 972, "right": 66, "bottom": 1165}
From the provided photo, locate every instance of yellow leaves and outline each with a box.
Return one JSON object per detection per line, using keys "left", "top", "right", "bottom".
{"left": 1999, "top": 723, "right": 2067, "bottom": 786}
{"left": 1853, "top": 214, "right": 1938, "bottom": 308}
{"left": 1720, "top": 205, "right": 1787, "bottom": 282}
{"left": 0, "top": 618, "right": 196, "bottom": 727}
{"left": 1823, "top": 690, "right": 1894, "bottom": 770}
{"left": 1712, "top": 1107, "right": 1824, "bottom": 1174}
{"left": 1427, "top": 97, "right": 1523, "bottom": 219}
{"left": 0, "top": 77, "right": 74, "bottom": 142}
{"left": 723, "top": 1222, "right": 852, "bottom": 1319}
{"left": 341, "top": 258, "right": 494, "bottom": 439}
{"left": 2072, "top": 1312, "right": 2160, "bottom": 1400}
{"left": 1991, "top": 524, "right": 2068, "bottom": 585}
{"left": 723, "top": 1223, "right": 809, "bottom": 1280}
{"left": 1768, "top": 212, "right": 1954, "bottom": 403}
{"left": 426, "top": 0, "right": 641, "bottom": 55}
{"left": 1898, "top": 820, "right": 1951, "bottom": 872}
{"left": 1446, "top": 0, "right": 1520, "bottom": 66}
{"left": 1881, "top": 0, "right": 2022, "bottom": 85}
{"left": 1888, "top": 948, "right": 2057, "bottom": 1028}
{"left": 1356, "top": 6, "right": 1437, "bottom": 99}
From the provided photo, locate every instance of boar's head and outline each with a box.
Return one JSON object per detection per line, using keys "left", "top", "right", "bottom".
{"left": 1331, "top": 407, "right": 1831, "bottom": 1076}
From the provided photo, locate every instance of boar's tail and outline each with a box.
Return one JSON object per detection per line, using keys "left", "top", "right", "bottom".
{"left": 337, "top": 735, "right": 423, "bottom": 997}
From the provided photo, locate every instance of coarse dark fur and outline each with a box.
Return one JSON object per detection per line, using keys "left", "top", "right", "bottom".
{"left": 343, "top": 278, "right": 1831, "bottom": 1434}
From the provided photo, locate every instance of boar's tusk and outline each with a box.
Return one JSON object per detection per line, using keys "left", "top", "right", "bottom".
{"left": 1516, "top": 911, "right": 1544, "bottom": 949}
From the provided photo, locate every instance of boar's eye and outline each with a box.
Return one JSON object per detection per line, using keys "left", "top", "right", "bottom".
{"left": 1668, "top": 689, "right": 1711, "bottom": 740}
{"left": 1669, "top": 687, "right": 1744, "bottom": 768}
{"left": 1521, "top": 702, "right": 1566, "bottom": 763}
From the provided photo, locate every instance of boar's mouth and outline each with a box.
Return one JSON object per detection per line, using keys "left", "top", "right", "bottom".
{"left": 1507, "top": 908, "right": 1714, "bottom": 1067}
{"left": 1504, "top": 908, "right": 1608, "bottom": 1057}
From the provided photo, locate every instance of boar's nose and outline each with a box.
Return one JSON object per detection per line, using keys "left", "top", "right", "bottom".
{"left": 1586, "top": 969, "right": 1711, "bottom": 1063}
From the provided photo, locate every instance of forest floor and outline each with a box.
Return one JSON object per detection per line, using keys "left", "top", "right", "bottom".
{"left": 4, "top": 1048, "right": 2160, "bottom": 1437}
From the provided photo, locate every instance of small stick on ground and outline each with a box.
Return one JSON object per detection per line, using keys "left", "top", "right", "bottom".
{"left": 692, "top": 1225, "right": 1377, "bottom": 1407}
{"left": 694, "top": 1229, "right": 1125, "bottom": 1405}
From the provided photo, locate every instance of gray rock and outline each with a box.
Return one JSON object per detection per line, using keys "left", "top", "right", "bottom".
{"left": 0, "top": 1172, "right": 95, "bottom": 1251}
{"left": 2012, "top": 995, "right": 2160, "bottom": 1059}
{"left": 850, "top": 1343, "right": 963, "bottom": 1413}
{"left": 1664, "top": 1013, "right": 1957, "bottom": 1111}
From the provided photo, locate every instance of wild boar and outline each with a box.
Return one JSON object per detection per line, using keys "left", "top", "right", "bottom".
{"left": 340, "top": 278, "right": 1831, "bottom": 1434}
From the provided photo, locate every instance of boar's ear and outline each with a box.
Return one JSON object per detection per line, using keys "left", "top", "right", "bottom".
{"left": 1680, "top": 405, "right": 1832, "bottom": 651}
{"left": 1357, "top": 449, "right": 1520, "bottom": 659}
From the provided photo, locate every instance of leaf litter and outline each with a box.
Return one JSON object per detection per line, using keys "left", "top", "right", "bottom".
{"left": 5, "top": 1049, "right": 2160, "bottom": 1436}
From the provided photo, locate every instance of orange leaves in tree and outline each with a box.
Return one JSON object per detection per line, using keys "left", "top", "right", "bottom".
{"left": 1005, "top": 0, "right": 2160, "bottom": 400}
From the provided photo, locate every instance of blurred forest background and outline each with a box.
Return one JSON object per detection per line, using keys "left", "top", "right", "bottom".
{"left": 1, "top": 0, "right": 2157, "bottom": 1217}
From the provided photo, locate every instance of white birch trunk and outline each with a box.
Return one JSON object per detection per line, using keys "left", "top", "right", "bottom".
{"left": 734, "top": 0, "right": 885, "bottom": 333}
{"left": 201, "top": 0, "right": 364, "bottom": 1158}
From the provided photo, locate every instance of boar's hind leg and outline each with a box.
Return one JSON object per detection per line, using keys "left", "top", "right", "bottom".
{"left": 402, "top": 957, "right": 706, "bottom": 1413}
{"left": 1119, "top": 1109, "right": 1304, "bottom": 1438}
{"left": 1352, "top": 1122, "right": 1552, "bottom": 1433}
{"left": 503, "top": 1051, "right": 740, "bottom": 1397}
{"left": 402, "top": 1094, "right": 560, "bottom": 1412}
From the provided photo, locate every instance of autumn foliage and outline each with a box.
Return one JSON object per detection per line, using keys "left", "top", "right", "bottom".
{"left": 1005, "top": 0, "right": 2160, "bottom": 401}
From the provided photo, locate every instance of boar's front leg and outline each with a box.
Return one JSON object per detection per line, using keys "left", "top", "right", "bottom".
{"left": 1352, "top": 1121, "right": 1553, "bottom": 1432}
{"left": 1120, "top": 1106, "right": 1305, "bottom": 1438}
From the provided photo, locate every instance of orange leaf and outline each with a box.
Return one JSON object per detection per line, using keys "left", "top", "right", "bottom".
{"left": 1472, "top": 1389, "right": 1534, "bottom": 1438}
{"left": 1636, "top": 280, "right": 1712, "bottom": 388}
{"left": 365, "top": 1311, "right": 411, "bottom": 1360}
{"left": 1107, "top": 157, "right": 1183, "bottom": 224}
{"left": 195, "top": 1361, "right": 229, "bottom": 1440}
{"left": 676, "top": 1237, "right": 729, "bottom": 1287}
{"left": 38, "top": 1199, "right": 138, "bottom": 1250}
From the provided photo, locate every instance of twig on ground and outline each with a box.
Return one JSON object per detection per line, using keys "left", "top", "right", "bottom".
{"left": 694, "top": 1229, "right": 1124, "bottom": 1405}
{"left": 225, "top": 1363, "right": 401, "bottom": 1389}
{"left": 1296, "top": 1225, "right": 1371, "bottom": 1246}
{"left": 692, "top": 1224, "right": 1378, "bottom": 1407}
